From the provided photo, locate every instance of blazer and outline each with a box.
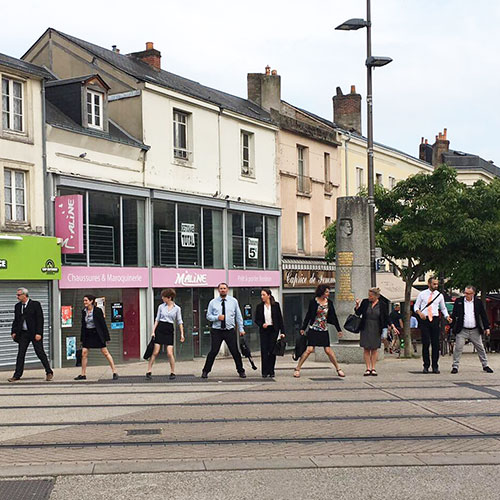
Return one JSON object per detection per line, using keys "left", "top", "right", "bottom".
{"left": 451, "top": 296, "right": 489, "bottom": 335}
{"left": 11, "top": 300, "right": 44, "bottom": 339}
{"left": 354, "top": 298, "right": 390, "bottom": 334}
{"left": 81, "top": 306, "right": 111, "bottom": 344}
{"left": 255, "top": 301, "right": 285, "bottom": 335}
{"left": 301, "top": 298, "right": 341, "bottom": 332}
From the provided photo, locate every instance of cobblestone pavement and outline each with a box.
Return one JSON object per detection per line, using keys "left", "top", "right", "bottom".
{"left": 1, "top": 349, "right": 500, "bottom": 490}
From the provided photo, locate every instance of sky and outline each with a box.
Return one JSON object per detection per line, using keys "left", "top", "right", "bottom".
{"left": 2, "top": 0, "right": 500, "bottom": 163}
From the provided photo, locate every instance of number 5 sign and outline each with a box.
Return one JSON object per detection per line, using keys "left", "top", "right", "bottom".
{"left": 247, "top": 237, "right": 259, "bottom": 260}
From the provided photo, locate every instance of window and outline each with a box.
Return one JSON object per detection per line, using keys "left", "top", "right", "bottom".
{"left": 123, "top": 197, "right": 146, "bottom": 266}
{"left": 324, "top": 153, "right": 331, "bottom": 183}
{"left": 297, "top": 213, "right": 306, "bottom": 253}
{"left": 228, "top": 212, "right": 244, "bottom": 269}
{"left": 389, "top": 176, "right": 396, "bottom": 189}
{"left": 2, "top": 78, "right": 23, "bottom": 132}
{"left": 4, "top": 169, "right": 26, "bottom": 222}
{"left": 241, "top": 131, "right": 254, "bottom": 177}
{"left": 297, "top": 146, "right": 311, "bottom": 194}
{"left": 325, "top": 216, "right": 331, "bottom": 229}
{"left": 86, "top": 89, "right": 103, "bottom": 129}
{"left": 376, "top": 173, "right": 383, "bottom": 186}
{"left": 356, "top": 167, "right": 364, "bottom": 193}
{"left": 153, "top": 200, "right": 176, "bottom": 267}
{"left": 178, "top": 204, "right": 201, "bottom": 267}
{"left": 203, "top": 208, "right": 223, "bottom": 268}
{"left": 265, "top": 216, "right": 279, "bottom": 270}
{"left": 245, "top": 214, "right": 264, "bottom": 269}
{"left": 173, "top": 110, "right": 190, "bottom": 160}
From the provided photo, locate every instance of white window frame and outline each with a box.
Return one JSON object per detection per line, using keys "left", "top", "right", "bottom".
{"left": 2, "top": 77, "right": 24, "bottom": 133}
{"left": 86, "top": 89, "right": 103, "bottom": 130}
{"left": 241, "top": 131, "right": 255, "bottom": 177}
{"left": 4, "top": 168, "right": 27, "bottom": 223}
{"left": 173, "top": 109, "right": 191, "bottom": 161}
{"left": 356, "top": 167, "right": 365, "bottom": 193}
{"left": 389, "top": 176, "right": 396, "bottom": 189}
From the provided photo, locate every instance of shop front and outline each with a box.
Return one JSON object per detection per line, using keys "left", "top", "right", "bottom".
{"left": 282, "top": 258, "right": 336, "bottom": 346}
{"left": 0, "top": 235, "right": 61, "bottom": 368}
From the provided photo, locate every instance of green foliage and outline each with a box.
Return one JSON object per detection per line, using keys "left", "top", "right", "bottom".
{"left": 323, "top": 222, "right": 336, "bottom": 263}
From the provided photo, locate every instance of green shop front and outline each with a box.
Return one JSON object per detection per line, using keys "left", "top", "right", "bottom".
{"left": 0, "top": 235, "right": 61, "bottom": 368}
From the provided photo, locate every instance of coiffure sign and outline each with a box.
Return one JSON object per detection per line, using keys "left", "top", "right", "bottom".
{"left": 55, "top": 195, "right": 84, "bottom": 254}
{"left": 152, "top": 268, "right": 226, "bottom": 288}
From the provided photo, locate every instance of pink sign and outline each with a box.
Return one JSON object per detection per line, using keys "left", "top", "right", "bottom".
{"left": 153, "top": 268, "right": 226, "bottom": 288}
{"left": 229, "top": 270, "right": 281, "bottom": 287}
{"left": 55, "top": 195, "right": 84, "bottom": 254}
{"left": 60, "top": 267, "right": 149, "bottom": 289}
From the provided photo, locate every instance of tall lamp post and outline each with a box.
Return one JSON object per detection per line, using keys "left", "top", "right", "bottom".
{"left": 336, "top": 0, "right": 392, "bottom": 287}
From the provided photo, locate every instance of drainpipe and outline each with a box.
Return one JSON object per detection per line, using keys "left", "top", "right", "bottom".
{"left": 344, "top": 131, "right": 351, "bottom": 196}
{"left": 217, "top": 108, "right": 223, "bottom": 196}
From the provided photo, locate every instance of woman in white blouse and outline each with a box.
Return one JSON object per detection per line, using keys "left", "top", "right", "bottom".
{"left": 146, "top": 288, "right": 184, "bottom": 380}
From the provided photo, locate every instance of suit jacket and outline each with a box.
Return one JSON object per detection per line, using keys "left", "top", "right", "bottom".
{"left": 255, "top": 301, "right": 285, "bottom": 335}
{"left": 11, "top": 299, "right": 44, "bottom": 339}
{"left": 451, "top": 296, "right": 489, "bottom": 335}
{"left": 354, "top": 298, "right": 390, "bottom": 335}
{"left": 81, "top": 306, "right": 110, "bottom": 344}
{"left": 302, "top": 298, "right": 341, "bottom": 332}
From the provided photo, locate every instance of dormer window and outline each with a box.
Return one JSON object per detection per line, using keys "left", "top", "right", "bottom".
{"left": 86, "top": 89, "right": 103, "bottom": 130}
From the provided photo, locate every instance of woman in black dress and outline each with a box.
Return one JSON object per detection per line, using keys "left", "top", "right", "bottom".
{"left": 74, "top": 294, "right": 118, "bottom": 380}
{"left": 355, "top": 287, "right": 397, "bottom": 376}
{"left": 255, "top": 288, "right": 285, "bottom": 378}
{"left": 294, "top": 284, "right": 345, "bottom": 378}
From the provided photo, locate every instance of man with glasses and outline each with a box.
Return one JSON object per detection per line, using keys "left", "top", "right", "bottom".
{"left": 450, "top": 285, "right": 493, "bottom": 374}
{"left": 8, "top": 288, "right": 53, "bottom": 382}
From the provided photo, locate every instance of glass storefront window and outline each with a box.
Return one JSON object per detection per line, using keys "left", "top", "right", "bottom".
{"left": 60, "top": 188, "right": 87, "bottom": 266}
{"left": 265, "top": 216, "right": 279, "bottom": 270}
{"left": 177, "top": 204, "right": 201, "bottom": 267}
{"left": 245, "top": 213, "right": 264, "bottom": 269}
{"left": 228, "top": 212, "right": 244, "bottom": 269}
{"left": 123, "top": 197, "right": 146, "bottom": 267}
{"left": 153, "top": 200, "right": 176, "bottom": 267}
{"left": 203, "top": 208, "right": 223, "bottom": 269}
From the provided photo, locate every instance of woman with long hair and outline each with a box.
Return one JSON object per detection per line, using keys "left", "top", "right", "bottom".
{"left": 294, "top": 284, "right": 345, "bottom": 378}
{"left": 146, "top": 288, "right": 185, "bottom": 380}
{"left": 255, "top": 288, "right": 285, "bottom": 378}
{"left": 74, "top": 295, "right": 118, "bottom": 380}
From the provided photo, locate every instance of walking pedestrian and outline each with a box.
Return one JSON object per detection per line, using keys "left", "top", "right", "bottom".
{"left": 294, "top": 284, "right": 345, "bottom": 378}
{"left": 201, "top": 283, "right": 246, "bottom": 379}
{"left": 355, "top": 287, "right": 395, "bottom": 376}
{"left": 414, "top": 277, "right": 452, "bottom": 374}
{"left": 450, "top": 286, "right": 493, "bottom": 374}
{"left": 8, "top": 288, "right": 54, "bottom": 382}
{"left": 146, "top": 288, "right": 185, "bottom": 380}
{"left": 74, "top": 295, "right": 118, "bottom": 380}
{"left": 255, "top": 288, "right": 285, "bottom": 378}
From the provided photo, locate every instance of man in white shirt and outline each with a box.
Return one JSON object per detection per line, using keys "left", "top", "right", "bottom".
{"left": 414, "top": 277, "right": 452, "bottom": 374}
{"left": 450, "top": 286, "right": 493, "bottom": 374}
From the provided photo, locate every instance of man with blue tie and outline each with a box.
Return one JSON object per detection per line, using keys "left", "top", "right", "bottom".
{"left": 202, "top": 283, "right": 246, "bottom": 379}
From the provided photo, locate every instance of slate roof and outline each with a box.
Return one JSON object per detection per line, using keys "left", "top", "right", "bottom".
{"left": 0, "top": 52, "right": 53, "bottom": 79}
{"left": 45, "top": 74, "right": 110, "bottom": 89}
{"left": 40, "top": 29, "right": 272, "bottom": 124}
{"left": 442, "top": 150, "right": 500, "bottom": 178}
{"left": 45, "top": 100, "right": 148, "bottom": 150}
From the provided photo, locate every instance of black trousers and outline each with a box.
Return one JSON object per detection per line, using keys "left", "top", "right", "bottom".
{"left": 14, "top": 332, "right": 53, "bottom": 378}
{"left": 203, "top": 328, "right": 244, "bottom": 374}
{"left": 260, "top": 327, "right": 277, "bottom": 376}
{"left": 420, "top": 318, "right": 440, "bottom": 370}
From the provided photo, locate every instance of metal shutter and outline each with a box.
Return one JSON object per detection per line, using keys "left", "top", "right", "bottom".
{"left": 0, "top": 281, "right": 51, "bottom": 368}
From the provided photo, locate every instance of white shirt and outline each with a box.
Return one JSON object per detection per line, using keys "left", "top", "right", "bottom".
{"left": 264, "top": 304, "right": 273, "bottom": 326}
{"left": 21, "top": 299, "right": 30, "bottom": 330}
{"left": 463, "top": 298, "right": 476, "bottom": 329}
{"left": 414, "top": 289, "right": 449, "bottom": 318}
{"left": 156, "top": 303, "right": 183, "bottom": 325}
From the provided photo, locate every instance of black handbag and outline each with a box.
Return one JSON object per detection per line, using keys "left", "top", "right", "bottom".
{"left": 143, "top": 338, "right": 155, "bottom": 360}
{"left": 292, "top": 332, "right": 307, "bottom": 361}
{"left": 273, "top": 337, "right": 286, "bottom": 356}
{"left": 344, "top": 314, "right": 362, "bottom": 333}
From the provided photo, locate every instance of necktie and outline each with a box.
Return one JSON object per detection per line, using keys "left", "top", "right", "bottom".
{"left": 427, "top": 293, "right": 433, "bottom": 322}
{"left": 221, "top": 299, "right": 226, "bottom": 330}
{"left": 22, "top": 303, "right": 26, "bottom": 315}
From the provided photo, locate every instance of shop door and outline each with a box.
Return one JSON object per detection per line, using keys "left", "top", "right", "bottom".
{"left": 0, "top": 281, "right": 51, "bottom": 367}
{"left": 199, "top": 288, "right": 214, "bottom": 357}
{"left": 122, "top": 289, "right": 140, "bottom": 360}
{"left": 283, "top": 294, "right": 303, "bottom": 348}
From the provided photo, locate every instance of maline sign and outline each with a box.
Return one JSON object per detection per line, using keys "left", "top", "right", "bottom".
{"left": 55, "top": 194, "right": 84, "bottom": 254}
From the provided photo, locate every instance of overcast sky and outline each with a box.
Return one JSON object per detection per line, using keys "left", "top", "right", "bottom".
{"left": 3, "top": 0, "right": 499, "bottom": 163}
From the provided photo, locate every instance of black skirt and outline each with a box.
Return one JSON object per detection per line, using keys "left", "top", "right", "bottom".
{"left": 154, "top": 321, "right": 174, "bottom": 346}
{"left": 307, "top": 328, "right": 330, "bottom": 347}
{"left": 82, "top": 328, "right": 106, "bottom": 349}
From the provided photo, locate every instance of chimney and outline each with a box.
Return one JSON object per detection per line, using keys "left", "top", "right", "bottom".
{"left": 333, "top": 85, "right": 361, "bottom": 134}
{"left": 128, "top": 42, "right": 161, "bottom": 70}
{"left": 419, "top": 137, "right": 433, "bottom": 164}
{"left": 111, "top": 45, "right": 120, "bottom": 53}
{"left": 432, "top": 128, "right": 450, "bottom": 167}
{"left": 247, "top": 66, "right": 281, "bottom": 112}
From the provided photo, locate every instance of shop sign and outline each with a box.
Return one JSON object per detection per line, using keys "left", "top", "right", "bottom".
{"left": 247, "top": 238, "right": 259, "bottom": 260}
{"left": 55, "top": 194, "right": 84, "bottom": 254}
{"left": 283, "top": 270, "right": 336, "bottom": 289}
{"left": 61, "top": 306, "right": 73, "bottom": 328}
{"left": 180, "top": 223, "right": 196, "bottom": 248}
{"left": 0, "top": 235, "right": 61, "bottom": 280}
{"left": 111, "top": 302, "right": 124, "bottom": 329}
{"left": 152, "top": 268, "right": 226, "bottom": 288}
{"left": 228, "top": 270, "right": 281, "bottom": 287}
{"left": 59, "top": 267, "right": 149, "bottom": 289}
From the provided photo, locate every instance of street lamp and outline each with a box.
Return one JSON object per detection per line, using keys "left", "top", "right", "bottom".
{"left": 336, "top": 0, "right": 392, "bottom": 287}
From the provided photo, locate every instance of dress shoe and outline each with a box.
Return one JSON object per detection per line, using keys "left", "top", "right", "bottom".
{"left": 46, "top": 373, "right": 54, "bottom": 381}
{"left": 74, "top": 374, "right": 86, "bottom": 380}
{"left": 7, "top": 377, "right": 20, "bottom": 382}
{"left": 432, "top": 369, "right": 440, "bottom": 374}
{"left": 201, "top": 371, "right": 208, "bottom": 379}
{"left": 422, "top": 367, "right": 429, "bottom": 374}
{"left": 145, "top": 372, "right": 152, "bottom": 380}
{"left": 239, "top": 372, "right": 247, "bottom": 379}
{"left": 269, "top": 373, "right": 275, "bottom": 378}
{"left": 169, "top": 373, "right": 176, "bottom": 380}
{"left": 112, "top": 373, "right": 119, "bottom": 380}
{"left": 483, "top": 366, "right": 494, "bottom": 373}
{"left": 451, "top": 367, "right": 458, "bottom": 374}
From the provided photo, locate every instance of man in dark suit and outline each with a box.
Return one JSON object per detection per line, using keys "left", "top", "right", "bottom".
{"left": 450, "top": 285, "right": 493, "bottom": 374}
{"left": 9, "top": 288, "right": 54, "bottom": 382}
